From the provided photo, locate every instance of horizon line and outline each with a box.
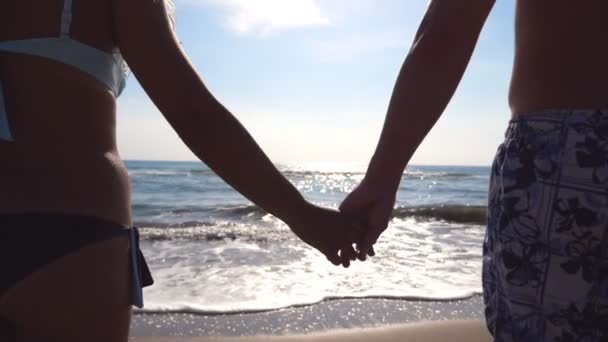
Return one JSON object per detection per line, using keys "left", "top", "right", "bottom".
{"left": 123, "top": 159, "right": 492, "bottom": 168}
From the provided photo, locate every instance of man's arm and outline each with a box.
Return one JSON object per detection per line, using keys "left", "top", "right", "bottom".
{"left": 341, "top": 0, "right": 495, "bottom": 256}
{"left": 366, "top": 0, "right": 495, "bottom": 189}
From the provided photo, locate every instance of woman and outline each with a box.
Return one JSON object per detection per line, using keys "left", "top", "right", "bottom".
{"left": 342, "top": 0, "right": 608, "bottom": 340}
{"left": 0, "top": 0, "right": 361, "bottom": 340}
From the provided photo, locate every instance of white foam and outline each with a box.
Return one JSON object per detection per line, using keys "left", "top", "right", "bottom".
{"left": 137, "top": 218, "right": 485, "bottom": 314}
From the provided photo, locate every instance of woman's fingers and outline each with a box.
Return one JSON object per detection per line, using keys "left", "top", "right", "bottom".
{"left": 325, "top": 250, "right": 341, "bottom": 266}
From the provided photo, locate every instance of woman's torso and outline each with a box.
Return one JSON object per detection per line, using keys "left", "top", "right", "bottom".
{"left": 510, "top": 0, "right": 608, "bottom": 115}
{"left": 2, "top": 0, "right": 607, "bottom": 223}
{"left": 0, "top": 0, "right": 131, "bottom": 225}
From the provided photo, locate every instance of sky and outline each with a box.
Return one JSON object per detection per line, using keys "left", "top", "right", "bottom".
{"left": 117, "top": 0, "right": 516, "bottom": 167}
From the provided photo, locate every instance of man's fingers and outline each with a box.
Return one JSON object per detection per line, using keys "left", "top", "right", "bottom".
{"left": 358, "top": 211, "right": 389, "bottom": 256}
{"left": 354, "top": 245, "right": 375, "bottom": 260}
{"left": 358, "top": 227, "right": 383, "bottom": 256}
{"left": 340, "top": 244, "right": 357, "bottom": 261}
{"left": 357, "top": 240, "right": 373, "bottom": 257}
{"left": 344, "top": 228, "right": 368, "bottom": 261}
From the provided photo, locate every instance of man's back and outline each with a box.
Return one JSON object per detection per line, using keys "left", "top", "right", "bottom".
{"left": 511, "top": 0, "right": 608, "bottom": 115}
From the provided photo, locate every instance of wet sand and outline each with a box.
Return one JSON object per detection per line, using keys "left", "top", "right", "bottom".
{"left": 129, "top": 297, "right": 490, "bottom": 341}
{"left": 130, "top": 319, "right": 491, "bottom": 342}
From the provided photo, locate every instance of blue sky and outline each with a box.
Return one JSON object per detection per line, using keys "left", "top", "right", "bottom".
{"left": 117, "top": 0, "right": 515, "bottom": 166}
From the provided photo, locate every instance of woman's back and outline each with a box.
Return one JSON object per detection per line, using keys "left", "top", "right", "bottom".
{"left": 0, "top": 0, "right": 131, "bottom": 225}
{"left": 0, "top": 2, "right": 361, "bottom": 341}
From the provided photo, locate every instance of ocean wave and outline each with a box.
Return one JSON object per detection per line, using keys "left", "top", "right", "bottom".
{"left": 393, "top": 205, "right": 487, "bottom": 224}
{"left": 131, "top": 168, "right": 363, "bottom": 178}
{"left": 129, "top": 168, "right": 215, "bottom": 177}
{"left": 403, "top": 171, "right": 476, "bottom": 179}
{"left": 135, "top": 292, "right": 482, "bottom": 315}
{"left": 282, "top": 170, "right": 365, "bottom": 177}
{"left": 169, "top": 204, "right": 268, "bottom": 218}
{"left": 280, "top": 170, "right": 477, "bottom": 180}
{"left": 129, "top": 170, "right": 190, "bottom": 176}
{"left": 137, "top": 224, "right": 284, "bottom": 243}
{"left": 188, "top": 169, "right": 214, "bottom": 175}
{"left": 134, "top": 203, "right": 487, "bottom": 228}
{"left": 135, "top": 220, "right": 216, "bottom": 229}
{"left": 132, "top": 204, "right": 269, "bottom": 220}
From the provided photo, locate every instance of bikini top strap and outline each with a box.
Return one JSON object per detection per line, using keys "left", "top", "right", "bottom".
{"left": 60, "top": 0, "right": 74, "bottom": 38}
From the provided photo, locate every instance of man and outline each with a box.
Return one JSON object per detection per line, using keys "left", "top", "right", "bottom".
{"left": 341, "top": 1, "right": 608, "bottom": 340}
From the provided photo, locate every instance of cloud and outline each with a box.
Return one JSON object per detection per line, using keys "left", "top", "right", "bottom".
{"left": 188, "top": 0, "right": 330, "bottom": 36}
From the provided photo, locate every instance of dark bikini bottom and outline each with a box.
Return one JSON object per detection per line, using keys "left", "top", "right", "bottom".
{"left": 0, "top": 213, "right": 153, "bottom": 308}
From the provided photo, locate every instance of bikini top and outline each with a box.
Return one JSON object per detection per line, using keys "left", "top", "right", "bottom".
{"left": 0, "top": 0, "right": 128, "bottom": 142}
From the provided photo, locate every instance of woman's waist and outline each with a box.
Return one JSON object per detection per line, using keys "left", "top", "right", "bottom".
{"left": 0, "top": 152, "right": 132, "bottom": 225}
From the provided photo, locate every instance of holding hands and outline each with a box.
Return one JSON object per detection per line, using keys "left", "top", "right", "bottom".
{"left": 287, "top": 177, "right": 397, "bottom": 267}
{"left": 287, "top": 202, "right": 365, "bottom": 268}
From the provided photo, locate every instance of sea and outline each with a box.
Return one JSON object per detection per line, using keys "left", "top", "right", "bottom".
{"left": 128, "top": 160, "right": 490, "bottom": 314}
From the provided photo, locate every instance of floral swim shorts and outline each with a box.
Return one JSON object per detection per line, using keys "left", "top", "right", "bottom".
{"left": 483, "top": 110, "right": 608, "bottom": 341}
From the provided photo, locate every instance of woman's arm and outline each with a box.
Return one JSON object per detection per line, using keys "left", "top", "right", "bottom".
{"left": 341, "top": 0, "right": 496, "bottom": 256}
{"left": 111, "top": 0, "right": 360, "bottom": 265}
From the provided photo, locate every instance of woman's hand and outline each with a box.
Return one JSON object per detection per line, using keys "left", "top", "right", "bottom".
{"left": 287, "top": 202, "right": 365, "bottom": 268}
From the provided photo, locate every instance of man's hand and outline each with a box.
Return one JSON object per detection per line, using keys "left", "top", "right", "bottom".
{"left": 287, "top": 202, "right": 365, "bottom": 267}
{"left": 340, "top": 179, "right": 396, "bottom": 258}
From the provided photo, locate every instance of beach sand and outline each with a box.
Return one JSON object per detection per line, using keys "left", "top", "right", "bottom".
{"left": 130, "top": 320, "right": 491, "bottom": 342}
{"left": 130, "top": 297, "right": 490, "bottom": 341}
